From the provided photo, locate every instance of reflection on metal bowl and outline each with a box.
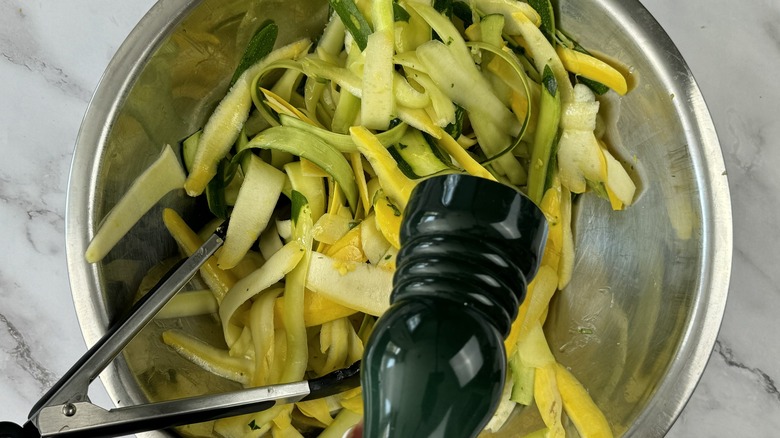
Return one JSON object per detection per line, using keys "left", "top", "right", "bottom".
{"left": 66, "top": 0, "right": 731, "bottom": 436}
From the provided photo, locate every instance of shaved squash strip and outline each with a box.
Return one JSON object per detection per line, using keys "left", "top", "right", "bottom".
{"left": 86, "top": 145, "right": 185, "bottom": 263}
{"left": 218, "top": 155, "right": 286, "bottom": 269}
{"left": 162, "top": 208, "right": 236, "bottom": 303}
{"left": 185, "top": 39, "right": 311, "bottom": 196}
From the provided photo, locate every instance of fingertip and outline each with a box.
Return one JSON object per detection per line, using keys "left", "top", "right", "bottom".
{"left": 343, "top": 422, "right": 363, "bottom": 438}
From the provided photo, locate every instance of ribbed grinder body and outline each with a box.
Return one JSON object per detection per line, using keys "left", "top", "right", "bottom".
{"left": 362, "top": 175, "right": 548, "bottom": 438}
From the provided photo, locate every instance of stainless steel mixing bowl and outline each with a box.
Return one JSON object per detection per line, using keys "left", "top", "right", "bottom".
{"left": 66, "top": 0, "right": 732, "bottom": 436}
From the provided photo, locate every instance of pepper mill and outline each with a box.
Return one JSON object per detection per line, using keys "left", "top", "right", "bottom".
{"left": 361, "top": 174, "right": 548, "bottom": 437}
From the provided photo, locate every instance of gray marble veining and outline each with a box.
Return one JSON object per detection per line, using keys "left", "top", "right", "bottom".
{"left": 0, "top": 312, "right": 58, "bottom": 392}
{"left": 0, "top": 0, "right": 156, "bottom": 425}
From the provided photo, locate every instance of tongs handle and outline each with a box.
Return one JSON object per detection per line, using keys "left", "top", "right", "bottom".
{"left": 0, "top": 421, "right": 39, "bottom": 438}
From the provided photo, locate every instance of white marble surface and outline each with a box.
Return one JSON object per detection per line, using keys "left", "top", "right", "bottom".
{"left": 0, "top": 0, "right": 777, "bottom": 436}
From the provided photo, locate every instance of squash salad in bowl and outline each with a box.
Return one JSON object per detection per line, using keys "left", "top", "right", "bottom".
{"left": 84, "top": 0, "right": 637, "bottom": 436}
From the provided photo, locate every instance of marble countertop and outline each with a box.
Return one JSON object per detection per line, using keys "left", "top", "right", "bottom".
{"left": 1, "top": 0, "right": 777, "bottom": 436}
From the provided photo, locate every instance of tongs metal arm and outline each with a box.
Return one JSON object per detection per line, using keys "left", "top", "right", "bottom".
{"left": 12, "top": 222, "right": 229, "bottom": 437}
{"left": 35, "top": 361, "right": 360, "bottom": 437}
{"left": 30, "top": 223, "right": 229, "bottom": 418}
{"left": 0, "top": 220, "right": 362, "bottom": 438}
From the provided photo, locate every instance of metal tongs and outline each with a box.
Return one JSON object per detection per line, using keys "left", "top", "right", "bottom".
{"left": 0, "top": 221, "right": 360, "bottom": 438}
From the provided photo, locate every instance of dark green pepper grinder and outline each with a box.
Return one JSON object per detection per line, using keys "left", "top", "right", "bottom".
{"left": 361, "top": 174, "right": 548, "bottom": 438}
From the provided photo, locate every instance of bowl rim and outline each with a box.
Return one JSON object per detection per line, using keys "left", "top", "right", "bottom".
{"left": 591, "top": 0, "right": 732, "bottom": 435}
{"left": 65, "top": 0, "right": 205, "bottom": 419}
{"left": 65, "top": 0, "right": 733, "bottom": 436}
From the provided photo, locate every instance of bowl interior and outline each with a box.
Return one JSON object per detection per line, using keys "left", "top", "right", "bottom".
{"left": 66, "top": 0, "right": 731, "bottom": 436}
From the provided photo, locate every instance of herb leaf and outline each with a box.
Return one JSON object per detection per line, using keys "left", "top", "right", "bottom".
{"left": 291, "top": 190, "right": 309, "bottom": 225}
{"left": 329, "top": 0, "right": 372, "bottom": 51}
{"left": 230, "top": 20, "right": 278, "bottom": 86}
